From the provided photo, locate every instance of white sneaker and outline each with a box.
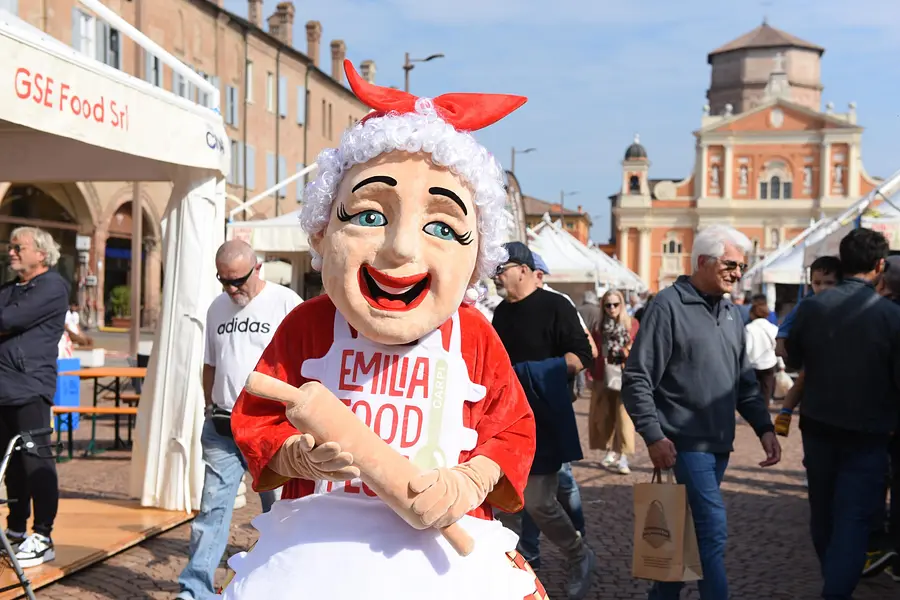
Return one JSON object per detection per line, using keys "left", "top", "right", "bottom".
{"left": 14, "top": 533, "right": 55, "bottom": 568}
{"left": 616, "top": 456, "right": 631, "bottom": 475}
{"left": 601, "top": 452, "right": 617, "bottom": 467}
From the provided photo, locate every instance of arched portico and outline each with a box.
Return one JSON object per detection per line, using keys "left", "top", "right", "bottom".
{"left": 93, "top": 185, "right": 164, "bottom": 329}
{"left": 0, "top": 183, "right": 96, "bottom": 294}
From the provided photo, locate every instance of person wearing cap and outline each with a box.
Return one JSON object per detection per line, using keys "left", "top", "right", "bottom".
{"left": 492, "top": 241, "right": 595, "bottom": 596}
{"left": 512, "top": 250, "right": 592, "bottom": 571}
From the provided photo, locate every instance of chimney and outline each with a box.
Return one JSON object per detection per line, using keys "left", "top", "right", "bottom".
{"left": 305, "top": 21, "right": 322, "bottom": 67}
{"left": 267, "top": 2, "right": 295, "bottom": 46}
{"left": 248, "top": 0, "right": 263, "bottom": 27}
{"left": 331, "top": 40, "right": 346, "bottom": 83}
{"left": 360, "top": 60, "right": 377, "bottom": 84}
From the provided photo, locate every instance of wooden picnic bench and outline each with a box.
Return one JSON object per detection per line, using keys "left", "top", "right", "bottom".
{"left": 52, "top": 406, "right": 139, "bottom": 462}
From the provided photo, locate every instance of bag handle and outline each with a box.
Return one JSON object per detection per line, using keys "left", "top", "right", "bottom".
{"left": 651, "top": 468, "right": 674, "bottom": 484}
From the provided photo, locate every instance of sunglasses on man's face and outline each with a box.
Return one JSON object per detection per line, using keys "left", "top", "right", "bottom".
{"left": 715, "top": 258, "right": 748, "bottom": 273}
{"left": 8, "top": 244, "right": 22, "bottom": 254}
{"left": 494, "top": 263, "right": 522, "bottom": 277}
{"left": 217, "top": 266, "right": 256, "bottom": 288}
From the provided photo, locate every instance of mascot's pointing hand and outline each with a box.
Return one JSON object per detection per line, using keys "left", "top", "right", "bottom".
{"left": 408, "top": 456, "right": 503, "bottom": 529}
{"left": 270, "top": 433, "right": 361, "bottom": 482}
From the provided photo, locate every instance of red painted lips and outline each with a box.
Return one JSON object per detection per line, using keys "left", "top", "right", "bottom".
{"left": 358, "top": 265, "right": 431, "bottom": 312}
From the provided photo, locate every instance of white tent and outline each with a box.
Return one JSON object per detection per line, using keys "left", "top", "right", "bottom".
{"left": 527, "top": 220, "right": 598, "bottom": 283}
{"left": 0, "top": 3, "right": 228, "bottom": 512}
{"left": 528, "top": 215, "right": 646, "bottom": 290}
{"left": 744, "top": 169, "right": 900, "bottom": 287}
{"left": 226, "top": 209, "right": 309, "bottom": 253}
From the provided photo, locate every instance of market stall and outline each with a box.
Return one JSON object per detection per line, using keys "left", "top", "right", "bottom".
{"left": 528, "top": 215, "right": 646, "bottom": 291}
{"left": 0, "top": 3, "right": 228, "bottom": 513}
{"left": 744, "top": 169, "right": 900, "bottom": 288}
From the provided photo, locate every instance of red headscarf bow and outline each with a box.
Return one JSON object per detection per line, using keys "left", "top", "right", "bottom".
{"left": 344, "top": 59, "right": 527, "bottom": 132}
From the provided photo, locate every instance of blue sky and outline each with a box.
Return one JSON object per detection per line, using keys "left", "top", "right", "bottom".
{"left": 224, "top": 0, "right": 900, "bottom": 242}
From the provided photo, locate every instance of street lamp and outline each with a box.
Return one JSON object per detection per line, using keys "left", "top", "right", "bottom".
{"left": 510, "top": 147, "right": 536, "bottom": 173}
{"left": 403, "top": 52, "right": 445, "bottom": 93}
{"left": 559, "top": 190, "right": 579, "bottom": 229}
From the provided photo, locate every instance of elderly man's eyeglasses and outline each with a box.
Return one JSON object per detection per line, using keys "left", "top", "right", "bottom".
{"left": 7, "top": 244, "right": 22, "bottom": 254}
{"left": 715, "top": 258, "right": 748, "bottom": 273}
{"left": 217, "top": 266, "right": 256, "bottom": 288}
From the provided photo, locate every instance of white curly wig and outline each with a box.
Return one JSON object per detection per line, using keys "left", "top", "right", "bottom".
{"left": 299, "top": 98, "right": 513, "bottom": 283}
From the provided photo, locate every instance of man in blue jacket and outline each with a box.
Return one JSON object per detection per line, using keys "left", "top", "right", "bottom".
{"left": 622, "top": 224, "right": 781, "bottom": 600}
{"left": 0, "top": 227, "right": 69, "bottom": 568}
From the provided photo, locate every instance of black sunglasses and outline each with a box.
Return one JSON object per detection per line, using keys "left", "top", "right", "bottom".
{"left": 217, "top": 266, "right": 256, "bottom": 288}
{"left": 8, "top": 244, "right": 22, "bottom": 254}
{"left": 605, "top": 302, "right": 620, "bottom": 308}
{"left": 716, "top": 258, "right": 748, "bottom": 273}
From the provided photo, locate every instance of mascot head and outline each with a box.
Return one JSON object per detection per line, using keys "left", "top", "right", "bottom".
{"left": 301, "top": 60, "right": 526, "bottom": 345}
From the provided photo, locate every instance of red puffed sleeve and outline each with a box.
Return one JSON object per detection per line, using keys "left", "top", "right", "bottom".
{"left": 457, "top": 307, "right": 536, "bottom": 516}
{"left": 231, "top": 297, "right": 336, "bottom": 496}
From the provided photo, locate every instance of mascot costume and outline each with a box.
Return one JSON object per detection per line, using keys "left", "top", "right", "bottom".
{"left": 220, "top": 60, "right": 546, "bottom": 600}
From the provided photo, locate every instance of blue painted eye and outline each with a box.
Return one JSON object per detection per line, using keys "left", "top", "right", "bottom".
{"left": 350, "top": 210, "right": 387, "bottom": 227}
{"left": 423, "top": 221, "right": 457, "bottom": 241}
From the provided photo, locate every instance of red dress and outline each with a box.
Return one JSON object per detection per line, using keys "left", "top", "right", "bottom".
{"left": 232, "top": 295, "right": 536, "bottom": 517}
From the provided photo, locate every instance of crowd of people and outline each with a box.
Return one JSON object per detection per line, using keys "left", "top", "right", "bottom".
{"left": 2, "top": 222, "right": 897, "bottom": 600}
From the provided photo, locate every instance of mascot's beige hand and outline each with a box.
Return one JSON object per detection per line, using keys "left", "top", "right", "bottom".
{"left": 408, "top": 455, "right": 502, "bottom": 529}
{"left": 270, "top": 433, "right": 361, "bottom": 482}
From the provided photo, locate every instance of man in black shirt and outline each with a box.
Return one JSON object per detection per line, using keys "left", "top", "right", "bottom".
{"left": 786, "top": 228, "right": 900, "bottom": 597}
{"left": 492, "top": 242, "right": 595, "bottom": 600}
{"left": 0, "top": 227, "right": 67, "bottom": 568}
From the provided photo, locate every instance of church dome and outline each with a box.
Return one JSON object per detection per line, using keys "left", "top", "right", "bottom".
{"left": 624, "top": 134, "right": 647, "bottom": 160}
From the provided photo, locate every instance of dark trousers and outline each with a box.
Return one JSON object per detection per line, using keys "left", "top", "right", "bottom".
{"left": 803, "top": 430, "right": 889, "bottom": 600}
{"left": 755, "top": 366, "right": 776, "bottom": 404}
{"left": 891, "top": 435, "right": 900, "bottom": 549}
{"left": 0, "top": 399, "right": 59, "bottom": 538}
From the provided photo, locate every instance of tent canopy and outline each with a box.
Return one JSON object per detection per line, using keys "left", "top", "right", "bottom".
{"left": 528, "top": 215, "right": 646, "bottom": 290}
{"left": 0, "top": 9, "right": 227, "bottom": 180}
{"left": 744, "top": 171, "right": 900, "bottom": 286}
{"left": 226, "top": 209, "right": 309, "bottom": 253}
{"left": 1, "top": 4, "right": 228, "bottom": 513}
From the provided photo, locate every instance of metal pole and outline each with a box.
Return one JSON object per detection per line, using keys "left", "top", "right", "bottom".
{"left": 129, "top": 181, "right": 142, "bottom": 359}
{"left": 559, "top": 190, "right": 565, "bottom": 229}
{"left": 129, "top": 0, "right": 143, "bottom": 360}
{"left": 403, "top": 52, "right": 411, "bottom": 93}
{"left": 510, "top": 147, "right": 515, "bottom": 174}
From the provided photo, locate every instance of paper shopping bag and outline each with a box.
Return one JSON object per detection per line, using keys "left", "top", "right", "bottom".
{"left": 631, "top": 469, "right": 703, "bottom": 582}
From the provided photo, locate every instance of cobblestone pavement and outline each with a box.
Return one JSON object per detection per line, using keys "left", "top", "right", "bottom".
{"left": 28, "top": 334, "right": 898, "bottom": 599}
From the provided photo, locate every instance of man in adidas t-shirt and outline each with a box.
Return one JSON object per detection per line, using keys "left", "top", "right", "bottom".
{"left": 177, "top": 240, "right": 301, "bottom": 600}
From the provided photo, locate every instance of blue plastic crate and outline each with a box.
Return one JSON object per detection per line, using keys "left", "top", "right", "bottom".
{"left": 54, "top": 357, "right": 81, "bottom": 431}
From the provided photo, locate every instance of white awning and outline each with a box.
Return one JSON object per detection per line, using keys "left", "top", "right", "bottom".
{"left": 0, "top": 5, "right": 229, "bottom": 513}
{"left": 744, "top": 170, "right": 900, "bottom": 286}
{"left": 528, "top": 215, "right": 647, "bottom": 290}
{"left": 226, "top": 209, "right": 309, "bottom": 253}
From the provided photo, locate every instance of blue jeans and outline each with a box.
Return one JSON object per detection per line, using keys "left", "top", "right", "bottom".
{"left": 802, "top": 430, "right": 889, "bottom": 600}
{"left": 649, "top": 452, "right": 729, "bottom": 600}
{"left": 518, "top": 462, "right": 585, "bottom": 567}
{"left": 178, "top": 419, "right": 277, "bottom": 600}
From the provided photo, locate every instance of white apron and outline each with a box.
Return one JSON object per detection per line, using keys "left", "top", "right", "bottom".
{"left": 221, "top": 311, "right": 537, "bottom": 600}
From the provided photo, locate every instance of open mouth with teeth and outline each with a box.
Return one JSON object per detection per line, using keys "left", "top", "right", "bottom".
{"left": 358, "top": 265, "right": 431, "bottom": 312}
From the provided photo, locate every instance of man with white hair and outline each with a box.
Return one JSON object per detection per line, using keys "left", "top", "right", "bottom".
{"left": 176, "top": 240, "right": 302, "bottom": 600}
{"left": 622, "top": 224, "right": 780, "bottom": 600}
{"left": 0, "top": 227, "right": 69, "bottom": 567}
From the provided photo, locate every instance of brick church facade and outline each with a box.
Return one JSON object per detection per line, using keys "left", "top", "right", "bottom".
{"left": 610, "top": 22, "right": 881, "bottom": 292}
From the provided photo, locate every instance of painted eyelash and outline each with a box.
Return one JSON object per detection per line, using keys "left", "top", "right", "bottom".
{"left": 456, "top": 231, "right": 474, "bottom": 246}
{"left": 336, "top": 203, "right": 352, "bottom": 222}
